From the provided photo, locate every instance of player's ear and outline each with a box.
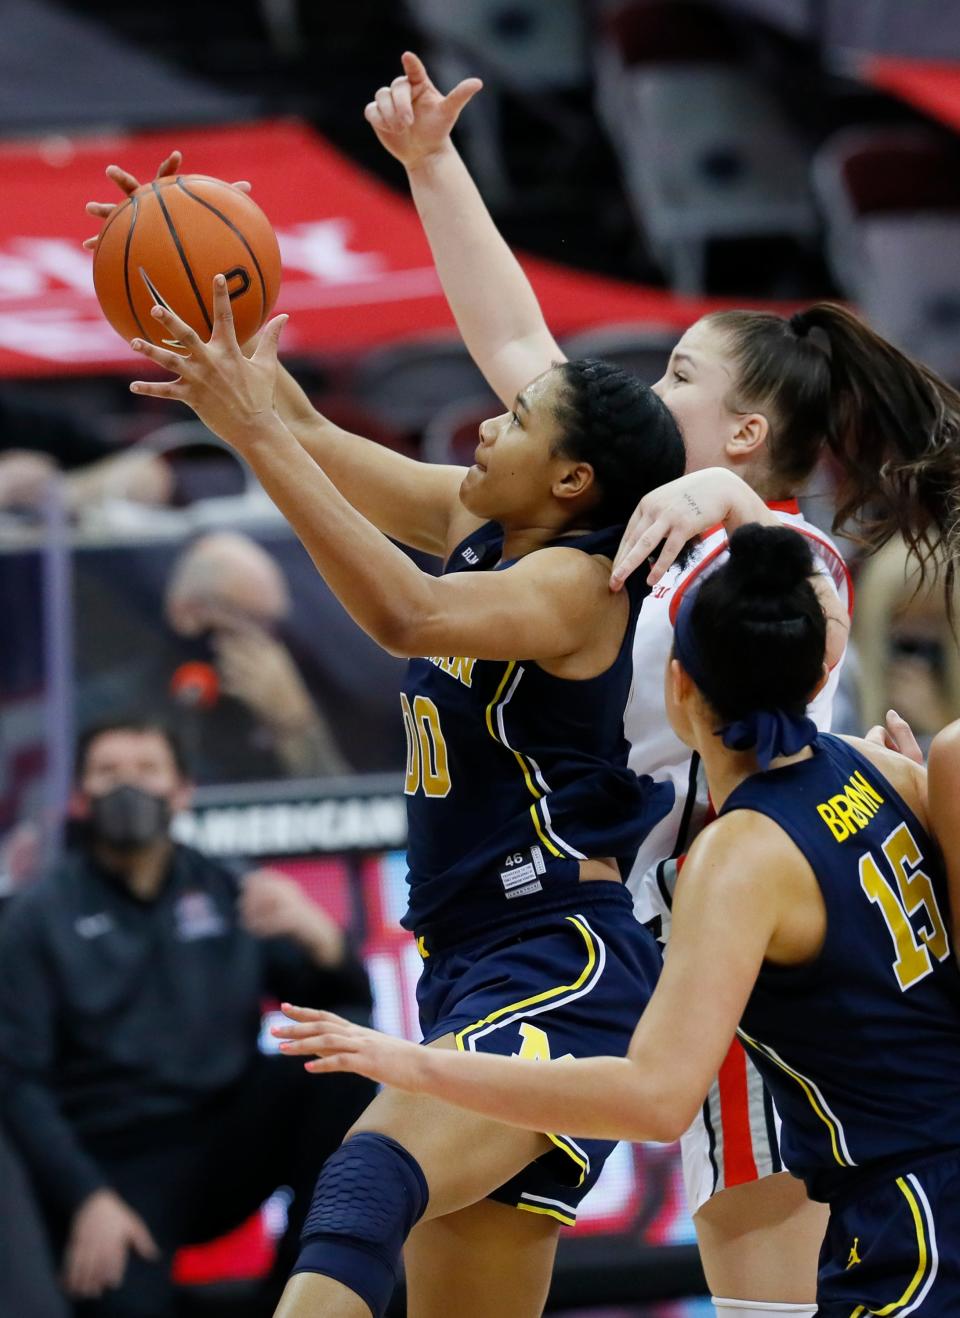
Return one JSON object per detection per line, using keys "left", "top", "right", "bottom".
{"left": 553, "top": 461, "right": 594, "bottom": 503}
{"left": 809, "top": 661, "right": 830, "bottom": 702}
{"left": 669, "top": 657, "right": 692, "bottom": 704}
{"left": 726, "top": 412, "right": 769, "bottom": 461}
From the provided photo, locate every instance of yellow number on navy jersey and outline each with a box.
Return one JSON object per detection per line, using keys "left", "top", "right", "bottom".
{"left": 859, "top": 822, "right": 950, "bottom": 991}
{"left": 400, "top": 693, "right": 451, "bottom": 798}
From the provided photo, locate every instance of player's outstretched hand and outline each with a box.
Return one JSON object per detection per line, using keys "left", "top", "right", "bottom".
{"left": 365, "top": 50, "right": 483, "bottom": 170}
{"left": 82, "top": 151, "right": 252, "bottom": 249}
{"left": 864, "top": 709, "right": 925, "bottom": 765}
{"left": 610, "top": 468, "right": 770, "bottom": 590}
{"left": 273, "top": 1004, "right": 427, "bottom": 1091}
{"left": 129, "top": 276, "right": 287, "bottom": 448}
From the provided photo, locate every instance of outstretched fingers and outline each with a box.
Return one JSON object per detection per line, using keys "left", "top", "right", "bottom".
{"left": 148, "top": 302, "right": 206, "bottom": 355}
{"left": 153, "top": 149, "right": 182, "bottom": 180}
{"left": 278, "top": 1030, "right": 358, "bottom": 1057}
{"left": 610, "top": 512, "right": 660, "bottom": 589}
{"left": 129, "top": 378, "right": 188, "bottom": 401}
{"left": 401, "top": 50, "right": 431, "bottom": 91}
{"left": 279, "top": 1003, "right": 349, "bottom": 1024}
{"left": 105, "top": 163, "right": 143, "bottom": 196}
{"left": 130, "top": 336, "right": 196, "bottom": 375}
{"left": 251, "top": 313, "right": 288, "bottom": 365}
{"left": 210, "top": 273, "right": 240, "bottom": 346}
{"left": 445, "top": 76, "right": 484, "bottom": 114}
{"left": 647, "top": 526, "right": 689, "bottom": 585}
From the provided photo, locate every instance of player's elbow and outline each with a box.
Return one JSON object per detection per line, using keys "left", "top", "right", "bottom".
{"left": 376, "top": 607, "right": 434, "bottom": 659}
{"left": 622, "top": 1075, "right": 698, "bottom": 1144}
{"left": 378, "top": 592, "right": 453, "bottom": 659}
{"left": 646, "top": 1104, "right": 695, "bottom": 1145}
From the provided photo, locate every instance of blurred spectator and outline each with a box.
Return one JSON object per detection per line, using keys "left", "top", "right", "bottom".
{"left": 852, "top": 537, "right": 960, "bottom": 749}
{"left": 0, "top": 390, "right": 172, "bottom": 512}
{"left": 0, "top": 717, "right": 374, "bottom": 1317}
{"left": 164, "top": 531, "right": 351, "bottom": 779}
{"left": 72, "top": 529, "right": 356, "bottom": 780}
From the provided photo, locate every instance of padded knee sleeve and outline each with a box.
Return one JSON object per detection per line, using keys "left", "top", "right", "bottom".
{"left": 292, "top": 1131, "right": 429, "bottom": 1317}
{"left": 713, "top": 1301, "right": 818, "bottom": 1316}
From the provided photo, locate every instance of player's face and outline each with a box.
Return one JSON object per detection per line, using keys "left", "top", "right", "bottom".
{"left": 460, "top": 369, "right": 573, "bottom": 521}
{"left": 653, "top": 320, "right": 760, "bottom": 473}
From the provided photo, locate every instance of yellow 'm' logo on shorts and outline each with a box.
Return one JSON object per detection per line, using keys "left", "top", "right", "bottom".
{"left": 817, "top": 771, "right": 884, "bottom": 842}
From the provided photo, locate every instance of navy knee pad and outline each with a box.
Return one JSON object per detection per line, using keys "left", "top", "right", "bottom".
{"left": 292, "top": 1131, "right": 429, "bottom": 1317}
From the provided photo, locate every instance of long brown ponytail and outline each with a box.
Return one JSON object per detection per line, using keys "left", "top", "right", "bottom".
{"left": 706, "top": 303, "right": 960, "bottom": 598}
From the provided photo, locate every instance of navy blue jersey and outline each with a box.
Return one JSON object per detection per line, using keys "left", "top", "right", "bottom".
{"left": 723, "top": 734, "right": 960, "bottom": 1202}
{"left": 401, "top": 522, "right": 674, "bottom": 944}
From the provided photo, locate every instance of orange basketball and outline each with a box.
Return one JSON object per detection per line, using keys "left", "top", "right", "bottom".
{"left": 92, "top": 175, "right": 282, "bottom": 348}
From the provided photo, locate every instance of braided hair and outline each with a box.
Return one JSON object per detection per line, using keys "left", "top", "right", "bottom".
{"left": 552, "top": 358, "right": 685, "bottom": 528}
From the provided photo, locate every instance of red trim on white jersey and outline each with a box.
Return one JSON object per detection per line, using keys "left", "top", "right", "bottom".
{"left": 666, "top": 504, "right": 853, "bottom": 626}
{"left": 717, "top": 1037, "right": 760, "bottom": 1188}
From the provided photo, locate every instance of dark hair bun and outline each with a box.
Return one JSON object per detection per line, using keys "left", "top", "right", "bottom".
{"left": 726, "top": 523, "right": 815, "bottom": 594}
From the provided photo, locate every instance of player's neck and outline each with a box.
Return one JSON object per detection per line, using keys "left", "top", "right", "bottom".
{"left": 499, "top": 520, "right": 582, "bottom": 562}
{"left": 697, "top": 734, "right": 816, "bottom": 811}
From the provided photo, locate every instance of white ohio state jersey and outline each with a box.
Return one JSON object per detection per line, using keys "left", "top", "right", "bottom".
{"left": 626, "top": 500, "right": 852, "bottom": 936}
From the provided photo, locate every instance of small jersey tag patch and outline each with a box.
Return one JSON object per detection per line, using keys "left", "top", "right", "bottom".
{"left": 500, "top": 847, "right": 545, "bottom": 899}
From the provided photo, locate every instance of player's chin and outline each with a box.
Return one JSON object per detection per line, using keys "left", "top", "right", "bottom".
{"left": 459, "top": 465, "right": 493, "bottom": 515}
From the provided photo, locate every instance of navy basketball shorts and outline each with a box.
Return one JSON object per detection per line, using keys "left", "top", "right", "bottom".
{"left": 415, "top": 884, "right": 661, "bottom": 1226}
{"left": 817, "top": 1151, "right": 960, "bottom": 1316}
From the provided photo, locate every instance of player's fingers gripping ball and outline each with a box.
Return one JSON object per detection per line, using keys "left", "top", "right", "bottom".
{"left": 92, "top": 174, "right": 281, "bottom": 348}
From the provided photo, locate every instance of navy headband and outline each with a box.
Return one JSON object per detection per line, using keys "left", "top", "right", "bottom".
{"left": 673, "top": 586, "right": 818, "bottom": 772}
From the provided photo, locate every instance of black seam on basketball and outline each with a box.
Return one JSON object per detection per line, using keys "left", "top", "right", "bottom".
{"left": 122, "top": 195, "right": 150, "bottom": 343}
{"left": 175, "top": 178, "right": 267, "bottom": 319}
{"left": 97, "top": 195, "right": 133, "bottom": 247}
{"left": 151, "top": 180, "right": 212, "bottom": 333}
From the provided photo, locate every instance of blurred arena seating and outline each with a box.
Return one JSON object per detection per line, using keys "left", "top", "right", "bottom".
{"left": 405, "top": 0, "right": 590, "bottom": 206}
{"left": 813, "top": 129, "right": 960, "bottom": 378}
{"left": 0, "top": 0, "right": 250, "bottom": 133}
{"left": 559, "top": 323, "right": 675, "bottom": 382}
{"left": 594, "top": 1, "right": 818, "bottom": 293}
{"left": 421, "top": 395, "right": 496, "bottom": 466}
{"left": 348, "top": 333, "right": 497, "bottom": 435}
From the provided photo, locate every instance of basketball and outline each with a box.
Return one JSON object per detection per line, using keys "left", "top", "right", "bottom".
{"left": 92, "top": 174, "right": 282, "bottom": 348}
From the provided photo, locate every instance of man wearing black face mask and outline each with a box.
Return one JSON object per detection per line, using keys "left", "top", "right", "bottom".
{"left": 0, "top": 718, "right": 375, "bottom": 1318}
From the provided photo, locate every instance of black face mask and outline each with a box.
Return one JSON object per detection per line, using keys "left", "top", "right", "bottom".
{"left": 88, "top": 785, "right": 172, "bottom": 851}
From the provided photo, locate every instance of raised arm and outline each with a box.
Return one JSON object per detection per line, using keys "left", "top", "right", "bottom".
{"left": 84, "top": 153, "right": 476, "bottom": 557}
{"left": 367, "top": 52, "right": 564, "bottom": 406}
{"left": 274, "top": 813, "right": 790, "bottom": 1143}
{"left": 130, "top": 283, "right": 620, "bottom": 662}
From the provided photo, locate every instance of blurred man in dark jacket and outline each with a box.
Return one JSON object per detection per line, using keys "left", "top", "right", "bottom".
{"left": 0, "top": 717, "right": 375, "bottom": 1317}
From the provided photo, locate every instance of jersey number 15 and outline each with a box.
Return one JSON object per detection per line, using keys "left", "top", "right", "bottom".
{"left": 859, "top": 822, "right": 950, "bottom": 992}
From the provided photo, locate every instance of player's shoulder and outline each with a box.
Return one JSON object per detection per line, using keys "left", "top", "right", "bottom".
{"left": 930, "top": 718, "right": 960, "bottom": 763}
{"left": 682, "top": 807, "right": 802, "bottom": 899}
{"left": 840, "top": 734, "right": 928, "bottom": 823}
{"left": 519, "top": 542, "right": 614, "bottom": 592}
